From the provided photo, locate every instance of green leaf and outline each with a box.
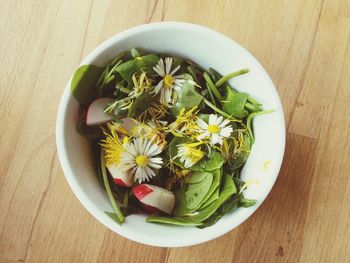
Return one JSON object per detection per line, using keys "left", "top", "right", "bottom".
{"left": 185, "top": 172, "right": 213, "bottom": 210}
{"left": 198, "top": 169, "right": 221, "bottom": 208}
{"left": 115, "top": 54, "right": 159, "bottom": 87}
{"left": 197, "top": 194, "right": 239, "bottom": 229}
{"left": 71, "top": 65, "right": 103, "bottom": 106}
{"left": 189, "top": 150, "right": 224, "bottom": 172}
{"left": 246, "top": 109, "right": 274, "bottom": 142}
{"left": 239, "top": 197, "right": 257, "bottom": 208}
{"left": 170, "top": 74, "right": 202, "bottom": 116}
{"left": 173, "top": 172, "right": 213, "bottom": 216}
{"left": 200, "top": 187, "right": 219, "bottom": 209}
{"left": 130, "top": 48, "right": 141, "bottom": 58}
{"left": 146, "top": 215, "right": 203, "bottom": 226}
{"left": 222, "top": 87, "right": 248, "bottom": 118}
{"left": 105, "top": 211, "right": 124, "bottom": 225}
{"left": 176, "top": 174, "right": 236, "bottom": 223}
{"left": 187, "top": 172, "right": 209, "bottom": 184}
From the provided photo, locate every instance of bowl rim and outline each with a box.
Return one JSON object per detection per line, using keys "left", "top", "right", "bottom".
{"left": 56, "top": 21, "right": 286, "bottom": 247}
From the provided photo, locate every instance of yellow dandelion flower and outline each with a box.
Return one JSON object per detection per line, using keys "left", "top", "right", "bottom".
{"left": 100, "top": 123, "right": 124, "bottom": 166}
{"left": 175, "top": 141, "right": 205, "bottom": 168}
{"left": 129, "top": 72, "right": 152, "bottom": 98}
{"left": 169, "top": 106, "right": 200, "bottom": 138}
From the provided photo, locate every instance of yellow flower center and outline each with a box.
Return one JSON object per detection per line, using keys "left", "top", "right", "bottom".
{"left": 164, "top": 74, "right": 173, "bottom": 88}
{"left": 135, "top": 155, "right": 149, "bottom": 166}
{"left": 207, "top": 125, "right": 220, "bottom": 134}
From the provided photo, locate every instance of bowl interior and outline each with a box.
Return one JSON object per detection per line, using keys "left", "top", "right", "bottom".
{"left": 56, "top": 22, "right": 285, "bottom": 247}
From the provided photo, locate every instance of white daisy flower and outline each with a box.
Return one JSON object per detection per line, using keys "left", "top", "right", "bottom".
{"left": 197, "top": 114, "right": 233, "bottom": 145}
{"left": 122, "top": 138, "right": 163, "bottom": 183}
{"left": 175, "top": 142, "right": 205, "bottom": 168}
{"left": 153, "top": 57, "right": 186, "bottom": 105}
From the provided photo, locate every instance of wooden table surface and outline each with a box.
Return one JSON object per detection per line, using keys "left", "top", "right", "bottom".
{"left": 1, "top": 0, "right": 350, "bottom": 262}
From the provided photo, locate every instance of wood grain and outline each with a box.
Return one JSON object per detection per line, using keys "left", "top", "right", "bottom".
{"left": 1, "top": 0, "right": 349, "bottom": 262}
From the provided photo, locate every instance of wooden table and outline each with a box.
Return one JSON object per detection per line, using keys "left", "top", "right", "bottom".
{"left": 1, "top": 0, "right": 349, "bottom": 262}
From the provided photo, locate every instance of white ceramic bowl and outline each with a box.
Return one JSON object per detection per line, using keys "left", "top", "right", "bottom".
{"left": 56, "top": 22, "right": 285, "bottom": 247}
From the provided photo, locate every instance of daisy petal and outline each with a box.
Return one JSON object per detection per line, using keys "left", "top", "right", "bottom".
{"left": 209, "top": 114, "right": 217, "bottom": 125}
{"left": 197, "top": 118, "right": 208, "bottom": 129}
{"left": 170, "top": 65, "right": 181, "bottom": 75}
{"left": 165, "top": 57, "right": 172, "bottom": 74}
{"left": 149, "top": 157, "right": 163, "bottom": 164}
{"left": 197, "top": 131, "right": 210, "bottom": 140}
{"left": 220, "top": 127, "right": 233, "bottom": 137}
{"left": 144, "top": 166, "right": 156, "bottom": 178}
{"left": 220, "top": 119, "right": 230, "bottom": 127}
{"left": 211, "top": 133, "right": 220, "bottom": 145}
{"left": 217, "top": 116, "right": 223, "bottom": 124}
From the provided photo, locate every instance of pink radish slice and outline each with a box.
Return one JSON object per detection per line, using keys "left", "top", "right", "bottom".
{"left": 86, "top": 98, "right": 113, "bottom": 126}
{"left": 132, "top": 184, "right": 175, "bottom": 214}
{"left": 140, "top": 203, "right": 160, "bottom": 214}
{"left": 107, "top": 164, "right": 133, "bottom": 187}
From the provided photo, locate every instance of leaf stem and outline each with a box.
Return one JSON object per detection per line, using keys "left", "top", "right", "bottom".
{"left": 100, "top": 151, "right": 125, "bottom": 224}
{"left": 203, "top": 72, "right": 223, "bottom": 101}
{"left": 215, "top": 69, "right": 249, "bottom": 87}
{"left": 202, "top": 96, "right": 240, "bottom": 122}
{"left": 247, "top": 109, "right": 274, "bottom": 141}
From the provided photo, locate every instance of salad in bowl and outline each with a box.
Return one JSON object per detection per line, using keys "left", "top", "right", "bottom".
{"left": 71, "top": 48, "right": 272, "bottom": 228}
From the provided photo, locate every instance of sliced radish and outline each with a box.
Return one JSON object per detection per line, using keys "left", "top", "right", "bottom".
{"left": 86, "top": 98, "right": 113, "bottom": 126}
{"left": 132, "top": 184, "right": 175, "bottom": 214}
{"left": 107, "top": 164, "right": 133, "bottom": 187}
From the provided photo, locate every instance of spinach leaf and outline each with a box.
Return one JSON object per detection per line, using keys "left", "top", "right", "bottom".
{"left": 71, "top": 65, "right": 103, "bottom": 106}
{"left": 185, "top": 172, "right": 213, "bottom": 210}
{"left": 222, "top": 87, "right": 248, "bottom": 118}
{"left": 189, "top": 150, "right": 224, "bottom": 172}
{"left": 246, "top": 109, "right": 274, "bottom": 141}
{"left": 198, "top": 194, "right": 239, "bottom": 229}
{"left": 146, "top": 215, "right": 203, "bottom": 226}
{"left": 130, "top": 48, "right": 141, "bottom": 58}
{"left": 200, "top": 186, "right": 219, "bottom": 209}
{"left": 173, "top": 172, "right": 213, "bottom": 216}
{"left": 170, "top": 74, "right": 202, "bottom": 116}
{"left": 198, "top": 169, "right": 221, "bottom": 208}
{"left": 173, "top": 186, "right": 195, "bottom": 216}
{"left": 239, "top": 197, "right": 257, "bottom": 208}
{"left": 176, "top": 174, "right": 236, "bottom": 223}
{"left": 116, "top": 54, "right": 159, "bottom": 86}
